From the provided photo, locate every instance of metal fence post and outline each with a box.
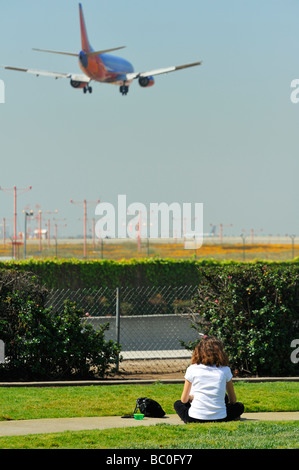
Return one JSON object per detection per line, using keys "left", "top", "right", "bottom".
{"left": 115, "top": 287, "right": 121, "bottom": 371}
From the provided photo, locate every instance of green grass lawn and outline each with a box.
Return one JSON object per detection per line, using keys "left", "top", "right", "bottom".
{"left": 0, "top": 421, "right": 298, "bottom": 449}
{"left": 0, "top": 381, "right": 298, "bottom": 421}
{"left": 0, "top": 381, "right": 298, "bottom": 449}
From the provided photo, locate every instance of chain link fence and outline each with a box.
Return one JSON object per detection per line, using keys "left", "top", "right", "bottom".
{"left": 45, "top": 285, "right": 201, "bottom": 376}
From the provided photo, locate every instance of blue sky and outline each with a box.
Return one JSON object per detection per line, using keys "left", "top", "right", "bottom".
{"left": 0, "top": 0, "right": 298, "bottom": 239}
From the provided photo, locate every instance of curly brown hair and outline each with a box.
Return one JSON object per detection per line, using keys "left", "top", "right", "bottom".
{"left": 191, "top": 336, "right": 229, "bottom": 367}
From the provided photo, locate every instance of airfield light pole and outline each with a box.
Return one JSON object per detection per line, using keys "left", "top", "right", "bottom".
{"left": 53, "top": 218, "right": 67, "bottom": 257}
{"left": 287, "top": 234, "right": 296, "bottom": 259}
{"left": 38, "top": 210, "right": 42, "bottom": 253}
{"left": 137, "top": 210, "right": 141, "bottom": 252}
{"left": 92, "top": 218, "right": 95, "bottom": 250}
{"left": 54, "top": 218, "right": 67, "bottom": 258}
{"left": 45, "top": 210, "right": 58, "bottom": 248}
{"left": 1, "top": 218, "right": 6, "bottom": 248}
{"left": 70, "top": 199, "right": 100, "bottom": 258}
{"left": 23, "top": 210, "right": 34, "bottom": 259}
{"left": 0, "top": 185, "right": 32, "bottom": 258}
{"left": 219, "top": 224, "right": 233, "bottom": 244}
{"left": 240, "top": 233, "right": 246, "bottom": 261}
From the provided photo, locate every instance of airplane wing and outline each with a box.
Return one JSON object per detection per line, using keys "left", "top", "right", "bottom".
{"left": 32, "top": 46, "right": 126, "bottom": 57}
{"left": 126, "top": 61, "right": 202, "bottom": 81}
{"left": 0, "top": 65, "right": 90, "bottom": 83}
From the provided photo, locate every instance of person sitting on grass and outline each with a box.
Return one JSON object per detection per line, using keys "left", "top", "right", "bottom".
{"left": 174, "top": 336, "right": 244, "bottom": 423}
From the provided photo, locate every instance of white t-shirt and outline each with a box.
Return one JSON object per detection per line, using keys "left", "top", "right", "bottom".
{"left": 185, "top": 363, "right": 233, "bottom": 420}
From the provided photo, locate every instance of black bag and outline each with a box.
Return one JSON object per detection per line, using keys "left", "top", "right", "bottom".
{"left": 134, "top": 397, "right": 165, "bottom": 418}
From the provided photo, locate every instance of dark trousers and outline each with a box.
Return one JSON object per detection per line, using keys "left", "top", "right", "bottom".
{"left": 174, "top": 397, "right": 244, "bottom": 424}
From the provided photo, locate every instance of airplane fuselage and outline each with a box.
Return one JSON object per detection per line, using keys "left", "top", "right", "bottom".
{"left": 78, "top": 50, "right": 134, "bottom": 85}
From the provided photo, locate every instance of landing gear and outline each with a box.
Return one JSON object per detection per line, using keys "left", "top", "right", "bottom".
{"left": 120, "top": 84, "right": 129, "bottom": 96}
{"left": 83, "top": 85, "right": 92, "bottom": 94}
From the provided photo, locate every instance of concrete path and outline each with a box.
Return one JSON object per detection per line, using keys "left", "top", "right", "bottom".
{"left": 0, "top": 412, "right": 298, "bottom": 437}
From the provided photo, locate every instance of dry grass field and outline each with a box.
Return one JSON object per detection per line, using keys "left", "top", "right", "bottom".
{"left": 0, "top": 237, "right": 297, "bottom": 261}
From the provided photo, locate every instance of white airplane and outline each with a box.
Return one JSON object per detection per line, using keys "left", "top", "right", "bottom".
{"left": 1, "top": 3, "right": 202, "bottom": 96}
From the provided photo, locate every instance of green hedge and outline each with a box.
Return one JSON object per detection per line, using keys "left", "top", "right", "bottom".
{"left": 1, "top": 258, "right": 299, "bottom": 289}
{"left": 183, "top": 263, "right": 299, "bottom": 377}
{"left": 0, "top": 258, "right": 210, "bottom": 289}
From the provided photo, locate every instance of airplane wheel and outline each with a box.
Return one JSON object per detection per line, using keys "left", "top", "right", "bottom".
{"left": 120, "top": 85, "right": 129, "bottom": 95}
{"left": 89, "top": 87, "right": 92, "bottom": 94}
{"left": 83, "top": 87, "right": 87, "bottom": 94}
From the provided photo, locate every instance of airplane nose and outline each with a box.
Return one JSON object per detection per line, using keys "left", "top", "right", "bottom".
{"left": 79, "top": 51, "right": 88, "bottom": 68}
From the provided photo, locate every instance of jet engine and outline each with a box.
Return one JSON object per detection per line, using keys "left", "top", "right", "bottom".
{"left": 69, "top": 74, "right": 91, "bottom": 92}
{"left": 70, "top": 79, "right": 87, "bottom": 89}
{"left": 138, "top": 76, "right": 155, "bottom": 88}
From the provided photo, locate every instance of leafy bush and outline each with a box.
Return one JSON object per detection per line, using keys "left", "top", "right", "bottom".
{"left": 0, "top": 268, "right": 48, "bottom": 310}
{"left": 0, "top": 270, "right": 120, "bottom": 380}
{"left": 184, "top": 263, "right": 299, "bottom": 376}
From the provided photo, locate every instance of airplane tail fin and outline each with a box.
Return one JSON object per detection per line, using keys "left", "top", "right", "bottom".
{"left": 32, "top": 5, "right": 126, "bottom": 59}
{"left": 79, "top": 3, "right": 91, "bottom": 52}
